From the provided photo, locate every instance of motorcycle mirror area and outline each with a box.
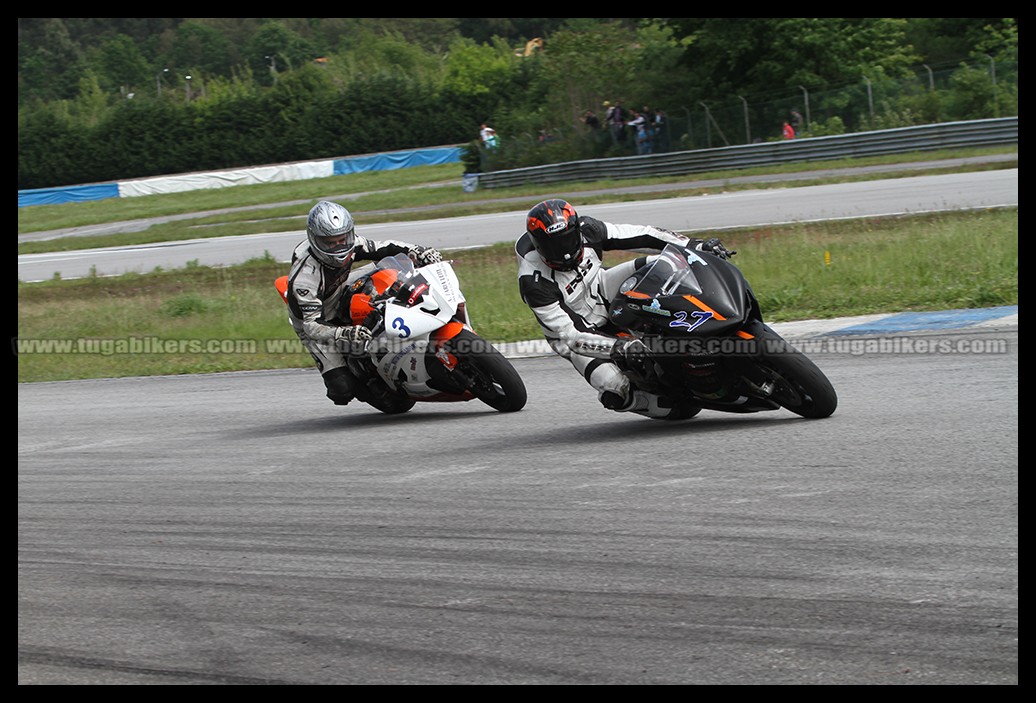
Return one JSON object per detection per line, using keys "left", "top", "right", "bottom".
{"left": 388, "top": 271, "right": 430, "bottom": 306}
{"left": 610, "top": 271, "right": 651, "bottom": 332}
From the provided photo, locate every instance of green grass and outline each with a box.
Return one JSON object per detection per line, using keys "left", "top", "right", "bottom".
{"left": 17, "top": 209, "right": 1017, "bottom": 384}
{"left": 733, "top": 211, "right": 1018, "bottom": 317}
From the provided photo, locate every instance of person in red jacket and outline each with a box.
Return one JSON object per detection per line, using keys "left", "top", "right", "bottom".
{"left": 782, "top": 121, "right": 796, "bottom": 139}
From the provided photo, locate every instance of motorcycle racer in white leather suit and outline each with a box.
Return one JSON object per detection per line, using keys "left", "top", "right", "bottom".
{"left": 286, "top": 200, "right": 442, "bottom": 407}
{"left": 515, "top": 198, "right": 733, "bottom": 419}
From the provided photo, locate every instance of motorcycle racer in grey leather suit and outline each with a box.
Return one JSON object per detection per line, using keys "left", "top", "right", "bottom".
{"left": 515, "top": 198, "right": 733, "bottom": 419}
{"left": 286, "top": 200, "right": 442, "bottom": 408}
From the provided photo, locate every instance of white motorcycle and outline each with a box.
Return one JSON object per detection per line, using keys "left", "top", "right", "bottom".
{"left": 276, "top": 254, "right": 527, "bottom": 414}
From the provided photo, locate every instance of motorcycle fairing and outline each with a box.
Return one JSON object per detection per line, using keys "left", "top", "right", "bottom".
{"left": 608, "top": 244, "right": 752, "bottom": 337}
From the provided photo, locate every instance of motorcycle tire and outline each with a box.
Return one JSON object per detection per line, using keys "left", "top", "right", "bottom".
{"left": 751, "top": 324, "right": 838, "bottom": 419}
{"left": 661, "top": 403, "right": 702, "bottom": 421}
{"left": 445, "top": 330, "right": 527, "bottom": 412}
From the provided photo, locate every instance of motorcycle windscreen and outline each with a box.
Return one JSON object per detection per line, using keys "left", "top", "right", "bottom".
{"left": 610, "top": 245, "right": 750, "bottom": 336}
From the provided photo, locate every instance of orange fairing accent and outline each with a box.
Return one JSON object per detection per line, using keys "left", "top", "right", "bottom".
{"left": 431, "top": 321, "right": 466, "bottom": 369}
{"left": 274, "top": 276, "right": 289, "bottom": 304}
{"left": 370, "top": 269, "right": 399, "bottom": 293}
{"left": 432, "top": 321, "right": 466, "bottom": 346}
{"left": 736, "top": 330, "right": 755, "bottom": 339}
{"left": 683, "top": 295, "right": 727, "bottom": 321}
{"left": 347, "top": 269, "right": 400, "bottom": 323}
{"left": 623, "top": 290, "right": 651, "bottom": 299}
{"left": 349, "top": 293, "right": 374, "bottom": 325}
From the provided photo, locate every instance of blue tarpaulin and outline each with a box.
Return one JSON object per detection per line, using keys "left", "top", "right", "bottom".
{"left": 19, "top": 182, "right": 120, "bottom": 208}
{"left": 333, "top": 147, "right": 461, "bottom": 176}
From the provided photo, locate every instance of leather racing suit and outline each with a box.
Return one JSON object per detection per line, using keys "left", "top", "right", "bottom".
{"left": 286, "top": 236, "right": 429, "bottom": 404}
{"left": 516, "top": 215, "right": 709, "bottom": 416}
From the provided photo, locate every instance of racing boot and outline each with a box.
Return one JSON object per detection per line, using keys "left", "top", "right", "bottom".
{"left": 322, "top": 367, "right": 357, "bottom": 406}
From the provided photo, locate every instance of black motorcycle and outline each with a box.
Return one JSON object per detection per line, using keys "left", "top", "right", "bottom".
{"left": 608, "top": 243, "right": 837, "bottom": 419}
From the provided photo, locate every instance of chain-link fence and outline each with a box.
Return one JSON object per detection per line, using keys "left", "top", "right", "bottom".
{"left": 475, "top": 57, "right": 1017, "bottom": 173}
{"left": 667, "top": 58, "right": 1017, "bottom": 151}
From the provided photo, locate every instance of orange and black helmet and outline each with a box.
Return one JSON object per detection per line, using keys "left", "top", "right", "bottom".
{"left": 526, "top": 199, "right": 583, "bottom": 270}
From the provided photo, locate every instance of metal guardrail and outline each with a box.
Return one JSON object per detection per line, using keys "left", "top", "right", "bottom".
{"left": 474, "top": 117, "right": 1018, "bottom": 189}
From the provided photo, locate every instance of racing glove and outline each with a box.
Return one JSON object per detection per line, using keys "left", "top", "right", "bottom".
{"left": 696, "top": 237, "right": 736, "bottom": 260}
{"left": 409, "top": 246, "right": 442, "bottom": 266}
{"left": 610, "top": 337, "right": 650, "bottom": 372}
{"left": 335, "top": 325, "right": 373, "bottom": 356}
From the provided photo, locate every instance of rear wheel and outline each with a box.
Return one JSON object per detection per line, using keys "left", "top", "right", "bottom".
{"left": 446, "top": 330, "right": 527, "bottom": 412}
{"left": 752, "top": 325, "right": 837, "bottom": 419}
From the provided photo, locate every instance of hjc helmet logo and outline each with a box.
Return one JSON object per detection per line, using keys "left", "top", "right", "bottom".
{"left": 546, "top": 222, "right": 568, "bottom": 234}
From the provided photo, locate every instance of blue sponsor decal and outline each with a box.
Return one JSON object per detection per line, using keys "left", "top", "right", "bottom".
{"left": 642, "top": 299, "right": 671, "bottom": 316}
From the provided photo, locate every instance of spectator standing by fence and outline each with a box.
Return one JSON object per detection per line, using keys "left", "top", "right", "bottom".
{"left": 582, "top": 109, "right": 601, "bottom": 131}
{"left": 636, "top": 121, "right": 653, "bottom": 154}
{"left": 790, "top": 109, "right": 804, "bottom": 136}
{"left": 480, "top": 123, "right": 499, "bottom": 148}
{"left": 608, "top": 100, "right": 627, "bottom": 145}
{"left": 626, "top": 109, "right": 647, "bottom": 152}
{"left": 653, "top": 108, "right": 669, "bottom": 152}
{"left": 627, "top": 110, "right": 652, "bottom": 154}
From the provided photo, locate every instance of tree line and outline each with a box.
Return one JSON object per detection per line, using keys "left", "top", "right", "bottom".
{"left": 18, "top": 18, "right": 1017, "bottom": 190}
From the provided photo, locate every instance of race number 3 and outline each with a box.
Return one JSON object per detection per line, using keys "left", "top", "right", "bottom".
{"left": 392, "top": 317, "right": 411, "bottom": 338}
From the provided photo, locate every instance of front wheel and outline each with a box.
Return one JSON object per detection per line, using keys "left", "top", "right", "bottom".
{"left": 752, "top": 324, "right": 837, "bottom": 419}
{"left": 446, "top": 330, "right": 527, "bottom": 412}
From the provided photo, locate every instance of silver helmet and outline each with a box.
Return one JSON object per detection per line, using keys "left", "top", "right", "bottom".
{"left": 306, "top": 201, "right": 357, "bottom": 269}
